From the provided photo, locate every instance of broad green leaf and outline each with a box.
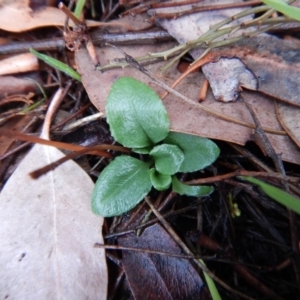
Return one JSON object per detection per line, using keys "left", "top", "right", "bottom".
{"left": 29, "top": 49, "right": 81, "bottom": 81}
{"left": 240, "top": 176, "right": 300, "bottom": 215}
{"left": 164, "top": 132, "right": 220, "bottom": 172}
{"left": 106, "top": 77, "right": 170, "bottom": 148}
{"left": 150, "top": 169, "right": 171, "bottom": 191}
{"left": 261, "top": 0, "right": 300, "bottom": 21}
{"left": 172, "top": 176, "right": 213, "bottom": 196}
{"left": 150, "top": 144, "right": 184, "bottom": 175}
{"left": 92, "top": 156, "right": 152, "bottom": 217}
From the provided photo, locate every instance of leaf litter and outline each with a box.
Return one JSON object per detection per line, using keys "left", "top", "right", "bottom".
{"left": 1, "top": 1, "right": 300, "bottom": 299}
{"left": 73, "top": 7, "right": 300, "bottom": 295}
{"left": 0, "top": 88, "right": 108, "bottom": 299}
{"left": 75, "top": 38, "right": 300, "bottom": 164}
{"left": 118, "top": 223, "right": 205, "bottom": 300}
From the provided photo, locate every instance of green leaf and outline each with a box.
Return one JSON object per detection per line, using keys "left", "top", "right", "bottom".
{"left": 164, "top": 132, "right": 220, "bottom": 173}
{"left": 261, "top": 0, "right": 300, "bottom": 21}
{"left": 29, "top": 49, "right": 81, "bottom": 81}
{"left": 172, "top": 176, "right": 213, "bottom": 197}
{"left": 150, "top": 144, "right": 184, "bottom": 175}
{"left": 92, "top": 156, "right": 152, "bottom": 217}
{"left": 240, "top": 176, "right": 300, "bottom": 215}
{"left": 132, "top": 146, "right": 153, "bottom": 154}
{"left": 150, "top": 169, "right": 171, "bottom": 191}
{"left": 106, "top": 77, "right": 170, "bottom": 148}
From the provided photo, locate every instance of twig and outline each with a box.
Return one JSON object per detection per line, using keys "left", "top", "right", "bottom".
{"left": 241, "top": 95, "right": 285, "bottom": 174}
{"left": 29, "top": 144, "right": 128, "bottom": 179}
{"left": 185, "top": 170, "right": 300, "bottom": 185}
{"left": 148, "top": 0, "right": 262, "bottom": 21}
{"left": 0, "top": 129, "right": 130, "bottom": 160}
{"left": 0, "top": 31, "right": 172, "bottom": 56}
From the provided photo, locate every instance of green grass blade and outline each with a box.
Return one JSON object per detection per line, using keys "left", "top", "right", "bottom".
{"left": 199, "top": 259, "right": 222, "bottom": 300}
{"left": 261, "top": 0, "right": 300, "bottom": 21}
{"left": 29, "top": 49, "right": 81, "bottom": 81}
{"left": 240, "top": 176, "right": 300, "bottom": 215}
{"left": 74, "top": 0, "right": 86, "bottom": 19}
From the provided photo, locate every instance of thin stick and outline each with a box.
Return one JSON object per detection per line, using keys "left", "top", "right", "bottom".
{"left": 59, "top": 2, "right": 84, "bottom": 26}
{"left": 0, "top": 128, "right": 107, "bottom": 155}
{"left": 241, "top": 95, "right": 285, "bottom": 174}
{"left": 185, "top": 170, "right": 300, "bottom": 185}
{"left": 29, "top": 144, "right": 129, "bottom": 179}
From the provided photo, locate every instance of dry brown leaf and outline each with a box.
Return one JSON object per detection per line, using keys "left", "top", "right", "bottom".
{"left": 0, "top": 53, "right": 38, "bottom": 75}
{"left": 0, "top": 90, "right": 107, "bottom": 299}
{"left": 75, "top": 43, "right": 300, "bottom": 164}
{"left": 0, "top": 143, "right": 108, "bottom": 299}
{"left": 156, "top": 3, "right": 300, "bottom": 106}
{"left": 276, "top": 102, "right": 300, "bottom": 149}
{"left": 119, "top": 223, "right": 205, "bottom": 300}
{"left": 202, "top": 57, "right": 257, "bottom": 102}
{"left": 0, "top": 75, "right": 41, "bottom": 97}
{"left": 219, "top": 35, "right": 300, "bottom": 107}
{"left": 0, "top": 0, "right": 103, "bottom": 32}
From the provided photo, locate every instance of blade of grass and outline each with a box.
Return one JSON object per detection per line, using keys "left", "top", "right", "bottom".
{"left": 261, "top": 0, "right": 300, "bottom": 21}
{"left": 240, "top": 176, "right": 300, "bottom": 215}
{"left": 74, "top": 0, "right": 86, "bottom": 19}
{"left": 200, "top": 259, "right": 222, "bottom": 300}
{"left": 29, "top": 49, "right": 81, "bottom": 81}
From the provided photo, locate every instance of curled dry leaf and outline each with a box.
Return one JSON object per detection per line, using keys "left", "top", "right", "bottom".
{"left": 0, "top": 53, "right": 38, "bottom": 75}
{"left": 0, "top": 75, "right": 41, "bottom": 97}
{"left": 0, "top": 0, "right": 103, "bottom": 32}
{"left": 186, "top": 36, "right": 300, "bottom": 107}
{"left": 227, "top": 35, "right": 300, "bottom": 107}
{"left": 276, "top": 102, "right": 300, "bottom": 149}
{"left": 202, "top": 57, "right": 258, "bottom": 102}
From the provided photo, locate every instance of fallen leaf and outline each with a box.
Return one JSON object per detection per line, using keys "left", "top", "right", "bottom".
{"left": 75, "top": 42, "right": 300, "bottom": 164}
{"left": 0, "top": 115, "right": 36, "bottom": 183}
{"left": 0, "top": 53, "right": 38, "bottom": 75}
{"left": 0, "top": 75, "right": 41, "bottom": 97}
{"left": 118, "top": 223, "right": 205, "bottom": 300}
{"left": 155, "top": 3, "right": 300, "bottom": 106}
{"left": 0, "top": 0, "right": 104, "bottom": 32}
{"left": 216, "top": 35, "right": 300, "bottom": 106}
{"left": 276, "top": 102, "right": 300, "bottom": 148}
{"left": 0, "top": 89, "right": 108, "bottom": 299}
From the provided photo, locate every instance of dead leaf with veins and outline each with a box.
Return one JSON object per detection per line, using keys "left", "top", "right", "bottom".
{"left": 119, "top": 223, "right": 205, "bottom": 300}
{"left": 276, "top": 102, "right": 300, "bottom": 149}
{"left": 0, "top": 89, "right": 108, "bottom": 300}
